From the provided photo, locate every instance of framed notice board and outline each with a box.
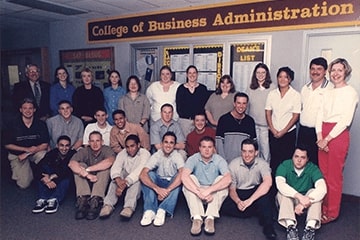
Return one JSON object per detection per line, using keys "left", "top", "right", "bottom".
{"left": 163, "top": 44, "right": 223, "bottom": 90}
{"left": 230, "top": 42, "right": 266, "bottom": 92}
{"left": 60, "top": 47, "right": 114, "bottom": 89}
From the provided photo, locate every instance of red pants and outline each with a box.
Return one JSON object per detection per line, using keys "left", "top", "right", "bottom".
{"left": 318, "top": 122, "right": 349, "bottom": 219}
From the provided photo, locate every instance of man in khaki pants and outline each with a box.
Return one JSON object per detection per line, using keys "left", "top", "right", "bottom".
{"left": 5, "top": 98, "right": 49, "bottom": 189}
{"left": 68, "top": 131, "right": 115, "bottom": 220}
{"left": 276, "top": 144, "right": 327, "bottom": 240}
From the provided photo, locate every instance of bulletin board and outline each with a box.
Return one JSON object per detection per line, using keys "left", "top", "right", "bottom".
{"left": 59, "top": 47, "right": 114, "bottom": 89}
{"left": 163, "top": 45, "right": 223, "bottom": 90}
{"left": 230, "top": 42, "right": 266, "bottom": 92}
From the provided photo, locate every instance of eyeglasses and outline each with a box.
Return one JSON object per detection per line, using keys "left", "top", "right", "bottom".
{"left": 28, "top": 70, "right": 39, "bottom": 74}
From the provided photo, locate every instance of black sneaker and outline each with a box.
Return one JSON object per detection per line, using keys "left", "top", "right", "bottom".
{"left": 75, "top": 195, "right": 90, "bottom": 220}
{"left": 301, "top": 227, "right": 315, "bottom": 240}
{"left": 263, "top": 225, "right": 277, "bottom": 240}
{"left": 45, "top": 198, "right": 58, "bottom": 214}
{"left": 86, "top": 196, "right": 103, "bottom": 220}
{"left": 32, "top": 199, "right": 47, "bottom": 213}
{"left": 287, "top": 225, "right": 299, "bottom": 240}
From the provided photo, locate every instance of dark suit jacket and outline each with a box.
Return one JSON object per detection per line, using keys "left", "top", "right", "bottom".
{"left": 13, "top": 80, "right": 51, "bottom": 118}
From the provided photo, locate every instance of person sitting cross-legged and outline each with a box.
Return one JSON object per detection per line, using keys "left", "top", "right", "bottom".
{"left": 276, "top": 144, "right": 327, "bottom": 240}
{"left": 68, "top": 131, "right": 115, "bottom": 220}
{"left": 221, "top": 138, "right": 277, "bottom": 240}
{"left": 139, "top": 131, "right": 184, "bottom": 227}
{"left": 182, "top": 136, "right": 231, "bottom": 236}
{"left": 99, "top": 134, "right": 150, "bottom": 219}
{"left": 32, "top": 135, "right": 76, "bottom": 214}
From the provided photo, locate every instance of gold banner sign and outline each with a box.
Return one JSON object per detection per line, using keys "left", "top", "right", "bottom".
{"left": 87, "top": 0, "right": 360, "bottom": 43}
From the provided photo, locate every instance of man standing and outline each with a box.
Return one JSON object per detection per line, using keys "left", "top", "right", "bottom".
{"left": 46, "top": 100, "right": 83, "bottom": 150}
{"left": 110, "top": 109, "right": 150, "bottom": 153}
{"left": 68, "top": 131, "right": 115, "bottom": 220}
{"left": 182, "top": 136, "right": 231, "bottom": 236}
{"left": 186, "top": 112, "right": 215, "bottom": 157}
{"left": 99, "top": 135, "right": 150, "bottom": 219}
{"left": 221, "top": 139, "right": 277, "bottom": 240}
{"left": 150, "top": 103, "right": 186, "bottom": 158}
{"left": 298, "top": 57, "right": 332, "bottom": 165}
{"left": 32, "top": 135, "right": 76, "bottom": 214}
{"left": 12, "top": 64, "right": 51, "bottom": 120}
{"left": 5, "top": 98, "right": 49, "bottom": 189}
{"left": 216, "top": 92, "right": 256, "bottom": 162}
{"left": 83, "top": 107, "right": 112, "bottom": 146}
{"left": 276, "top": 145, "right": 326, "bottom": 240}
{"left": 139, "top": 131, "right": 184, "bottom": 227}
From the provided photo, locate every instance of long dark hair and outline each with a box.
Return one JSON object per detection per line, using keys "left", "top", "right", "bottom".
{"left": 54, "top": 66, "right": 71, "bottom": 84}
{"left": 249, "top": 63, "right": 272, "bottom": 89}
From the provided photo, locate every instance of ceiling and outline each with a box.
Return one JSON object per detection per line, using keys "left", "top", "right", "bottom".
{"left": 0, "top": 0, "right": 248, "bottom": 30}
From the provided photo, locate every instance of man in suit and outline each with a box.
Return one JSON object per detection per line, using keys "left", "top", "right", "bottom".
{"left": 13, "top": 64, "right": 51, "bottom": 120}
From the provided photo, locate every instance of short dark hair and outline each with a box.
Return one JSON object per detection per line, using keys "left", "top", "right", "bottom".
{"left": 241, "top": 138, "right": 258, "bottom": 151}
{"left": 199, "top": 136, "right": 215, "bottom": 146}
{"left": 125, "top": 134, "right": 140, "bottom": 145}
{"left": 20, "top": 98, "right": 36, "bottom": 108}
{"left": 58, "top": 100, "right": 72, "bottom": 107}
{"left": 95, "top": 107, "right": 107, "bottom": 114}
{"left": 234, "top": 92, "right": 249, "bottom": 103}
{"left": 161, "top": 103, "right": 173, "bottom": 111}
{"left": 162, "top": 131, "right": 177, "bottom": 143}
{"left": 277, "top": 66, "right": 294, "bottom": 81}
{"left": 57, "top": 135, "right": 71, "bottom": 145}
{"left": 295, "top": 143, "right": 309, "bottom": 158}
{"left": 112, "top": 109, "right": 126, "bottom": 119}
{"left": 310, "top": 57, "right": 328, "bottom": 70}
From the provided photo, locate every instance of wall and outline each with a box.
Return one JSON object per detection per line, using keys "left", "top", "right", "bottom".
{"left": 1, "top": 23, "right": 50, "bottom": 50}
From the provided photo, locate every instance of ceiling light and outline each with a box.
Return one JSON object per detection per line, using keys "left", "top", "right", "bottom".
{"left": 7, "top": 0, "right": 88, "bottom": 15}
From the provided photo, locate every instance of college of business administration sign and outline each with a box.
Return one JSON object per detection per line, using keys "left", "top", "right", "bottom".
{"left": 87, "top": 0, "right": 360, "bottom": 43}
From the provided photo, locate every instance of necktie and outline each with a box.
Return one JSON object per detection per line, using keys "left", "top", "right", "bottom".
{"left": 34, "top": 82, "right": 41, "bottom": 106}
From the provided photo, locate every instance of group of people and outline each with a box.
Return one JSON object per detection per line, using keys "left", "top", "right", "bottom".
{"left": 4, "top": 57, "right": 358, "bottom": 240}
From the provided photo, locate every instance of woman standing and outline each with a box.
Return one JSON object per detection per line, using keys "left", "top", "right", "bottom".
{"left": 104, "top": 70, "right": 126, "bottom": 125}
{"left": 316, "top": 58, "right": 358, "bottom": 224}
{"left": 204, "top": 75, "right": 236, "bottom": 128}
{"left": 265, "top": 67, "right": 301, "bottom": 173}
{"left": 50, "top": 66, "right": 75, "bottom": 116}
{"left": 247, "top": 63, "right": 275, "bottom": 163}
{"left": 118, "top": 75, "right": 150, "bottom": 132}
{"left": 146, "top": 65, "right": 180, "bottom": 124}
{"left": 176, "top": 65, "right": 209, "bottom": 136}
{"left": 72, "top": 68, "right": 104, "bottom": 126}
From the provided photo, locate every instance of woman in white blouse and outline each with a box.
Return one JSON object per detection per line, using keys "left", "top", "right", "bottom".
{"left": 316, "top": 58, "right": 359, "bottom": 224}
{"left": 265, "top": 66, "right": 301, "bottom": 173}
{"left": 146, "top": 65, "right": 180, "bottom": 124}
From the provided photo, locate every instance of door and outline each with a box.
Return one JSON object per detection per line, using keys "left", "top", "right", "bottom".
{"left": 306, "top": 29, "right": 360, "bottom": 196}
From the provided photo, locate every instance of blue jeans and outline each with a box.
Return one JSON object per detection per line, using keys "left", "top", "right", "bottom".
{"left": 38, "top": 178, "right": 70, "bottom": 203}
{"left": 141, "top": 171, "right": 181, "bottom": 216}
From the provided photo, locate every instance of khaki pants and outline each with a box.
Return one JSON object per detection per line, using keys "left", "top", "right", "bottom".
{"left": 73, "top": 162, "right": 110, "bottom": 198}
{"left": 182, "top": 175, "right": 228, "bottom": 218}
{"left": 277, "top": 190, "right": 322, "bottom": 229}
{"left": 8, "top": 151, "right": 46, "bottom": 189}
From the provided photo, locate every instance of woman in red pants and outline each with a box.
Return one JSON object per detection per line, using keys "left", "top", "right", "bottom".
{"left": 316, "top": 58, "right": 359, "bottom": 224}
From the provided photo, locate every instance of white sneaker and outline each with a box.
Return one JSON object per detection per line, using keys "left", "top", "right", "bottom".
{"left": 153, "top": 208, "right": 166, "bottom": 226}
{"left": 140, "top": 210, "right": 155, "bottom": 226}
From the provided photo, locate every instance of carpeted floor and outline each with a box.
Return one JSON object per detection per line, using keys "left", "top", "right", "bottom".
{"left": 0, "top": 160, "right": 359, "bottom": 240}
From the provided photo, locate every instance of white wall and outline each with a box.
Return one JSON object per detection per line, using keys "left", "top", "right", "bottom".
{"left": 48, "top": 20, "right": 360, "bottom": 196}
